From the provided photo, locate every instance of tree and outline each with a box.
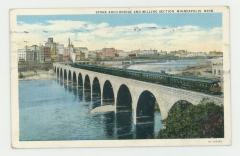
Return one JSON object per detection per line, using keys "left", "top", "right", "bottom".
{"left": 158, "top": 99, "right": 224, "bottom": 138}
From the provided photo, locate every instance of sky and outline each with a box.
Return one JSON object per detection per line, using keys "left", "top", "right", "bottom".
{"left": 13, "top": 13, "right": 223, "bottom": 52}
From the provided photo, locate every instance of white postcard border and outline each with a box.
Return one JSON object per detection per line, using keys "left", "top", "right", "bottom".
{"left": 10, "top": 6, "right": 231, "bottom": 148}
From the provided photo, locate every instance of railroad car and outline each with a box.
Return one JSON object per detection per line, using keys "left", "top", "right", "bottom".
{"left": 70, "top": 63, "right": 222, "bottom": 95}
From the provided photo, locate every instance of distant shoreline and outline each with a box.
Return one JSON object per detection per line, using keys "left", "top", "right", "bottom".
{"left": 19, "top": 70, "right": 54, "bottom": 80}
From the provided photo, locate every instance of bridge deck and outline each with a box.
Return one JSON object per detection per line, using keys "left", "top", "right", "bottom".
{"left": 69, "top": 63, "right": 222, "bottom": 95}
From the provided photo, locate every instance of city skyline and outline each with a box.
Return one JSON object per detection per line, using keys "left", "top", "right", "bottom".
{"left": 14, "top": 13, "right": 223, "bottom": 52}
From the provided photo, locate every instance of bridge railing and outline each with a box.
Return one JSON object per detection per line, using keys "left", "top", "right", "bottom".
{"left": 68, "top": 63, "right": 222, "bottom": 95}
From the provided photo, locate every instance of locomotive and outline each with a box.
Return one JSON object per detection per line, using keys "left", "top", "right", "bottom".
{"left": 70, "top": 63, "right": 222, "bottom": 95}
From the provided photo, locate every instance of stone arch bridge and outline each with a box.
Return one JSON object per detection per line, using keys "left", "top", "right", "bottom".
{"left": 53, "top": 63, "right": 223, "bottom": 125}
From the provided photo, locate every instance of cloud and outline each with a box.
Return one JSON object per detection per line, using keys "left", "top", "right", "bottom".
{"left": 12, "top": 20, "right": 223, "bottom": 52}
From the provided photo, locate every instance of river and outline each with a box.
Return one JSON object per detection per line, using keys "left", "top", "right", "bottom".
{"left": 19, "top": 79, "right": 162, "bottom": 141}
{"left": 19, "top": 58, "right": 220, "bottom": 141}
{"left": 127, "top": 58, "right": 213, "bottom": 74}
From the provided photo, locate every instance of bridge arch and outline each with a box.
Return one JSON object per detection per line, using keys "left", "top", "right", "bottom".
{"left": 92, "top": 77, "right": 101, "bottom": 108}
{"left": 72, "top": 71, "right": 77, "bottom": 85}
{"left": 136, "top": 90, "right": 161, "bottom": 139}
{"left": 116, "top": 84, "right": 133, "bottom": 138}
{"left": 84, "top": 75, "right": 91, "bottom": 101}
{"left": 56, "top": 68, "right": 59, "bottom": 78}
{"left": 53, "top": 63, "right": 223, "bottom": 139}
{"left": 76, "top": 72, "right": 83, "bottom": 100}
{"left": 78, "top": 73, "right": 83, "bottom": 87}
{"left": 116, "top": 84, "right": 132, "bottom": 112}
{"left": 136, "top": 90, "right": 157, "bottom": 123}
{"left": 68, "top": 70, "right": 72, "bottom": 83}
{"left": 102, "top": 80, "right": 114, "bottom": 105}
{"left": 63, "top": 69, "right": 67, "bottom": 82}
{"left": 59, "top": 68, "right": 63, "bottom": 80}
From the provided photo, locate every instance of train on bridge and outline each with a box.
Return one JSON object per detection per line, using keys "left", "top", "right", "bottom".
{"left": 70, "top": 63, "right": 222, "bottom": 95}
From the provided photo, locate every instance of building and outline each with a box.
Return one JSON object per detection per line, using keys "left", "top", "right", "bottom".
{"left": 57, "top": 54, "right": 64, "bottom": 62}
{"left": 38, "top": 45, "right": 45, "bottom": 63}
{"left": 117, "top": 50, "right": 129, "bottom": 58}
{"left": 194, "top": 52, "right": 208, "bottom": 57}
{"left": 74, "top": 47, "right": 88, "bottom": 61}
{"left": 170, "top": 50, "right": 188, "bottom": 57}
{"left": 158, "top": 50, "right": 168, "bottom": 55}
{"left": 209, "top": 51, "right": 223, "bottom": 57}
{"left": 45, "top": 37, "right": 57, "bottom": 62}
{"left": 136, "top": 49, "right": 158, "bottom": 57}
{"left": 43, "top": 47, "right": 51, "bottom": 62}
{"left": 18, "top": 44, "right": 45, "bottom": 63}
{"left": 181, "top": 51, "right": 208, "bottom": 57}
{"left": 88, "top": 51, "right": 100, "bottom": 60}
{"left": 100, "top": 48, "right": 118, "bottom": 59}
{"left": 212, "top": 59, "right": 223, "bottom": 77}
{"left": 56, "top": 44, "right": 65, "bottom": 62}
{"left": 50, "top": 42, "right": 57, "bottom": 62}
{"left": 17, "top": 49, "right": 27, "bottom": 61}
{"left": 47, "top": 37, "right": 53, "bottom": 43}
{"left": 26, "top": 47, "right": 35, "bottom": 62}
{"left": 57, "top": 44, "right": 65, "bottom": 55}
{"left": 88, "top": 51, "right": 96, "bottom": 59}
{"left": 63, "top": 47, "right": 70, "bottom": 62}
{"left": 28, "top": 45, "right": 45, "bottom": 63}
{"left": 69, "top": 46, "right": 75, "bottom": 62}
{"left": 129, "top": 53, "right": 137, "bottom": 57}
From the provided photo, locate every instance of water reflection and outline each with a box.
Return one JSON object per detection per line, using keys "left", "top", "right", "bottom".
{"left": 84, "top": 90, "right": 91, "bottom": 102}
{"left": 72, "top": 85, "right": 78, "bottom": 96}
{"left": 78, "top": 86, "right": 83, "bottom": 101}
{"left": 136, "top": 122, "right": 154, "bottom": 139}
{"left": 56, "top": 78, "right": 162, "bottom": 140}
{"left": 103, "top": 112, "right": 115, "bottom": 138}
{"left": 136, "top": 112, "right": 162, "bottom": 139}
{"left": 92, "top": 94, "right": 101, "bottom": 109}
{"left": 68, "top": 83, "right": 73, "bottom": 92}
{"left": 116, "top": 111, "right": 133, "bottom": 139}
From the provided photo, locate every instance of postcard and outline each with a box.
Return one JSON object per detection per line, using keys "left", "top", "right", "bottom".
{"left": 10, "top": 7, "right": 231, "bottom": 148}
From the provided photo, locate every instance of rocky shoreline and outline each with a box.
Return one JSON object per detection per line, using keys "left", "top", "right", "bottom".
{"left": 179, "top": 64, "right": 213, "bottom": 77}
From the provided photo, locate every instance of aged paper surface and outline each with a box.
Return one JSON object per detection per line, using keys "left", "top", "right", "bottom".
{"left": 10, "top": 7, "right": 231, "bottom": 148}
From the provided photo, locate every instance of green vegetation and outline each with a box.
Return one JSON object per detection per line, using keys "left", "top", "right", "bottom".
{"left": 158, "top": 98, "right": 224, "bottom": 138}
{"left": 18, "top": 72, "right": 24, "bottom": 78}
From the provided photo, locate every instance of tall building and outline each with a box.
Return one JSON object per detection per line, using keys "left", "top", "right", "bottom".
{"left": 56, "top": 44, "right": 65, "bottom": 62}
{"left": 28, "top": 45, "right": 43, "bottom": 62}
{"left": 45, "top": 37, "right": 53, "bottom": 47}
{"left": 67, "top": 38, "right": 75, "bottom": 62}
{"left": 45, "top": 37, "right": 57, "bottom": 62}
{"left": 51, "top": 42, "right": 57, "bottom": 61}
{"left": 18, "top": 45, "right": 44, "bottom": 63}
{"left": 43, "top": 47, "right": 51, "bottom": 62}
{"left": 74, "top": 47, "right": 88, "bottom": 61}
{"left": 38, "top": 45, "right": 45, "bottom": 63}
{"left": 48, "top": 37, "right": 53, "bottom": 43}
{"left": 57, "top": 44, "right": 65, "bottom": 55}
{"left": 63, "top": 47, "right": 70, "bottom": 62}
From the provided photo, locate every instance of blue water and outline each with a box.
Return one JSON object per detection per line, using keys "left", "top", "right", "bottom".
{"left": 128, "top": 59, "right": 212, "bottom": 73}
{"left": 19, "top": 79, "right": 162, "bottom": 141}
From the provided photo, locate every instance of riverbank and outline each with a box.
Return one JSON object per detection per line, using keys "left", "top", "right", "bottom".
{"left": 179, "top": 64, "right": 213, "bottom": 78}
{"left": 19, "top": 70, "right": 54, "bottom": 80}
